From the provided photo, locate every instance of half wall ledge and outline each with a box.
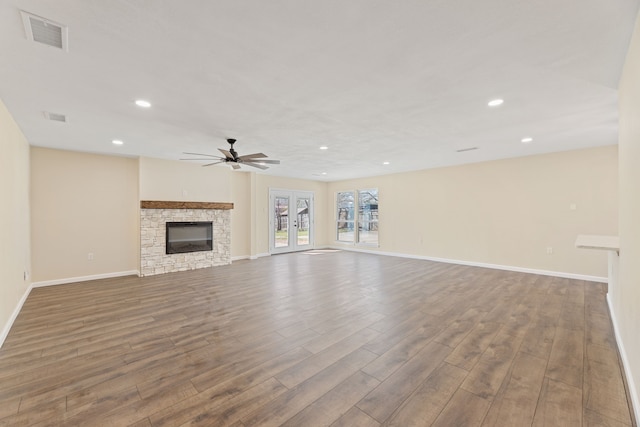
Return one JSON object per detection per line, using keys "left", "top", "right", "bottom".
{"left": 140, "top": 200, "right": 234, "bottom": 210}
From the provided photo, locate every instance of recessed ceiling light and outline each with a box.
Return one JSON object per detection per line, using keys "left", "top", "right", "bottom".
{"left": 319, "top": 146, "right": 328, "bottom": 150}
{"left": 135, "top": 100, "right": 151, "bottom": 108}
{"left": 321, "top": 172, "right": 327, "bottom": 175}
{"left": 521, "top": 137, "right": 533, "bottom": 143}
{"left": 112, "top": 139, "right": 124, "bottom": 145}
{"left": 383, "top": 161, "right": 390, "bottom": 165}
{"left": 488, "top": 99, "right": 504, "bottom": 107}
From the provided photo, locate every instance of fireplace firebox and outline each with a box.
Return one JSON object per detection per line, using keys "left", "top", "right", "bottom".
{"left": 165, "top": 222, "right": 213, "bottom": 254}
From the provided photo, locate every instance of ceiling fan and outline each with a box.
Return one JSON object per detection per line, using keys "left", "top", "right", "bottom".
{"left": 181, "top": 138, "right": 280, "bottom": 170}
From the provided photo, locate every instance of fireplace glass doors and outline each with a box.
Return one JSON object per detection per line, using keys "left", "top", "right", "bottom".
{"left": 165, "top": 222, "right": 213, "bottom": 254}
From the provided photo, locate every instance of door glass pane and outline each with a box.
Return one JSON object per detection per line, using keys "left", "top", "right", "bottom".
{"left": 274, "top": 196, "right": 289, "bottom": 248}
{"left": 296, "top": 197, "right": 310, "bottom": 246}
{"left": 358, "top": 189, "right": 378, "bottom": 244}
{"left": 337, "top": 192, "right": 355, "bottom": 242}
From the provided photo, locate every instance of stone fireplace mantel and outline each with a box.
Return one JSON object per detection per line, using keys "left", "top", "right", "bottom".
{"left": 139, "top": 200, "right": 233, "bottom": 276}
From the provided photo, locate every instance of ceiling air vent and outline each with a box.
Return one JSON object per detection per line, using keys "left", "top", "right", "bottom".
{"left": 21, "top": 11, "right": 68, "bottom": 51}
{"left": 44, "top": 111, "right": 67, "bottom": 122}
{"left": 456, "top": 147, "right": 478, "bottom": 153}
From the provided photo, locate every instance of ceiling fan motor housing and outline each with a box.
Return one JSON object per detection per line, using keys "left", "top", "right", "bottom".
{"left": 227, "top": 138, "right": 238, "bottom": 160}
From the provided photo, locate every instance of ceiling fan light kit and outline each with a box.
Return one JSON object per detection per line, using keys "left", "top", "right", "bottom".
{"left": 181, "top": 138, "right": 280, "bottom": 170}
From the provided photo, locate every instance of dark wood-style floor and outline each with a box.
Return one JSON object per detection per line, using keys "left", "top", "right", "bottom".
{"left": 0, "top": 251, "right": 634, "bottom": 426}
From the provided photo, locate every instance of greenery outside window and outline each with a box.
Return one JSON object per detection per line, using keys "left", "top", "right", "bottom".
{"left": 336, "top": 189, "right": 378, "bottom": 245}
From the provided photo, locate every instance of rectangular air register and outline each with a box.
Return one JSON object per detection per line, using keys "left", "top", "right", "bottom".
{"left": 44, "top": 111, "right": 66, "bottom": 122}
{"left": 21, "top": 11, "right": 68, "bottom": 51}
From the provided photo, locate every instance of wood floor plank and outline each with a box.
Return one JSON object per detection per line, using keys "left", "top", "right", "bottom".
{"left": 302, "top": 312, "right": 385, "bottom": 354}
{"left": 361, "top": 313, "right": 441, "bottom": 356}
{"left": 128, "top": 418, "right": 152, "bottom": 427}
{"left": 583, "top": 343, "right": 633, "bottom": 425}
{"left": 546, "top": 327, "right": 584, "bottom": 389}
{"left": 445, "top": 321, "right": 502, "bottom": 371}
{"left": 275, "top": 328, "right": 379, "bottom": 389}
{"left": 532, "top": 378, "right": 583, "bottom": 426}
{"left": 520, "top": 320, "right": 556, "bottom": 360}
{"left": 169, "top": 377, "right": 287, "bottom": 427}
{"left": 0, "top": 397, "right": 20, "bottom": 420}
{"left": 361, "top": 321, "right": 445, "bottom": 382}
{"left": 431, "top": 388, "right": 491, "bottom": 427}
{"left": 357, "top": 340, "right": 451, "bottom": 423}
{"left": 433, "top": 307, "right": 488, "bottom": 348}
{"left": 586, "top": 312, "right": 618, "bottom": 352}
{"left": 281, "top": 371, "right": 380, "bottom": 427}
{"left": 240, "top": 347, "right": 378, "bottom": 427}
{"left": 584, "top": 408, "right": 632, "bottom": 427}
{"left": 148, "top": 346, "right": 313, "bottom": 426}
{"left": 0, "top": 251, "right": 632, "bottom": 426}
{"left": 0, "top": 397, "right": 66, "bottom": 427}
{"left": 330, "top": 407, "right": 381, "bottom": 427}
{"left": 481, "top": 351, "right": 547, "bottom": 426}
{"left": 32, "top": 386, "right": 141, "bottom": 426}
{"left": 460, "top": 327, "right": 525, "bottom": 399}
{"left": 383, "top": 362, "right": 468, "bottom": 427}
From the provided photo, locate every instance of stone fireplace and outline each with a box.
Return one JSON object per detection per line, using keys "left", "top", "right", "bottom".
{"left": 140, "top": 201, "right": 232, "bottom": 276}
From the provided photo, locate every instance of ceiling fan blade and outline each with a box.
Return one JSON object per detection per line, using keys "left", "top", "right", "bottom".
{"left": 183, "top": 152, "right": 221, "bottom": 158}
{"left": 218, "top": 148, "right": 233, "bottom": 159}
{"left": 203, "top": 161, "right": 224, "bottom": 167}
{"left": 238, "top": 152, "right": 267, "bottom": 160}
{"left": 245, "top": 159, "right": 280, "bottom": 164}
{"left": 243, "top": 162, "right": 269, "bottom": 170}
{"left": 180, "top": 158, "right": 223, "bottom": 161}
{"left": 231, "top": 163, "right": 242, "bottom": 170}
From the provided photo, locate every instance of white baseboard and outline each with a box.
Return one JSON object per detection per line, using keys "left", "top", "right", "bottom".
{"left": 607, "top": 294, "right": 640, "bottom": 424}
{"left": 235, "top": 254, "right": 280, "bottom": 260}
{"left": 328, "top": 245, "right": 607, "bottom": 283}
{"left": 232, "top": 254, "right": 271, "bottom": 262}
{"left": 31, "top": 270, "right": 140, "bottom": 288}
{"left": 0, "top": 284, "right": 33, "bottom": 348}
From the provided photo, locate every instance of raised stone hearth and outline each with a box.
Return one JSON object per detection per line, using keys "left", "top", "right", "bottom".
{"left": 140, "top": 201, "right": 233, "bottom": 277}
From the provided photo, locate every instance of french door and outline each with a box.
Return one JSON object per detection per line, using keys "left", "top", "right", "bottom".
{"left": 269, "top": 189, "right": 314, "bottom": 254}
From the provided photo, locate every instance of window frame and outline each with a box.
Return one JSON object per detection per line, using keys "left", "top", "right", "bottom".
{"left": 336, "top": 191, "right": 356, "bottom": 243}
{"left": 335, "top": 188, "right": 379, "bottom": 247}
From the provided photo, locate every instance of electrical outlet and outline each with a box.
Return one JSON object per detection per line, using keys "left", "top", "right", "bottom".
{"left": 88, "top": 252, "right": 94, "bottom": 260}
{"left": 546, "top": 247, "right": 553, "bottom": 254}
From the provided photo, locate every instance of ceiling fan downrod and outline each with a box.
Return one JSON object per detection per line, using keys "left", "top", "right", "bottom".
{"left": 227, "top": 138, "right": 238, "bottom": 160}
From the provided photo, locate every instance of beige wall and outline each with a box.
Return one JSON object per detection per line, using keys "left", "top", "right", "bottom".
{"left": 0, "top": 99, "right": 31, "bottom": 344}
{"left": 617, "top": 11, "right": 640, "bottom": 418}
{"left": 255, "top": 175, "right": 329, "bottom": 256}
{"left": 30, "top": 148, "right": 139, "bottom": 282}
{"left": 328, "top": 145, "right": 618, "bottom": 278}
{"left": 230, "top": 171, "right": 251, "bottom": 258}
{"left": 138, "top": 157, "right": 232, "bottom": 202}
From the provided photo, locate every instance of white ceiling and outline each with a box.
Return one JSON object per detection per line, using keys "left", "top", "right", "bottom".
{"left": 1, "top": 1, "right": 638, "bottom": 181}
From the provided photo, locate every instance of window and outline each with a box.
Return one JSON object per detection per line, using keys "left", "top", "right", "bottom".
{"left": 336, "top": 189, "right": 378, "bottom": 245}
{"left": 358, "top": 189, "right": 378, "bottom": 244}
{"left": 337, "top": 191, "right": 355, "bottom": 242}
